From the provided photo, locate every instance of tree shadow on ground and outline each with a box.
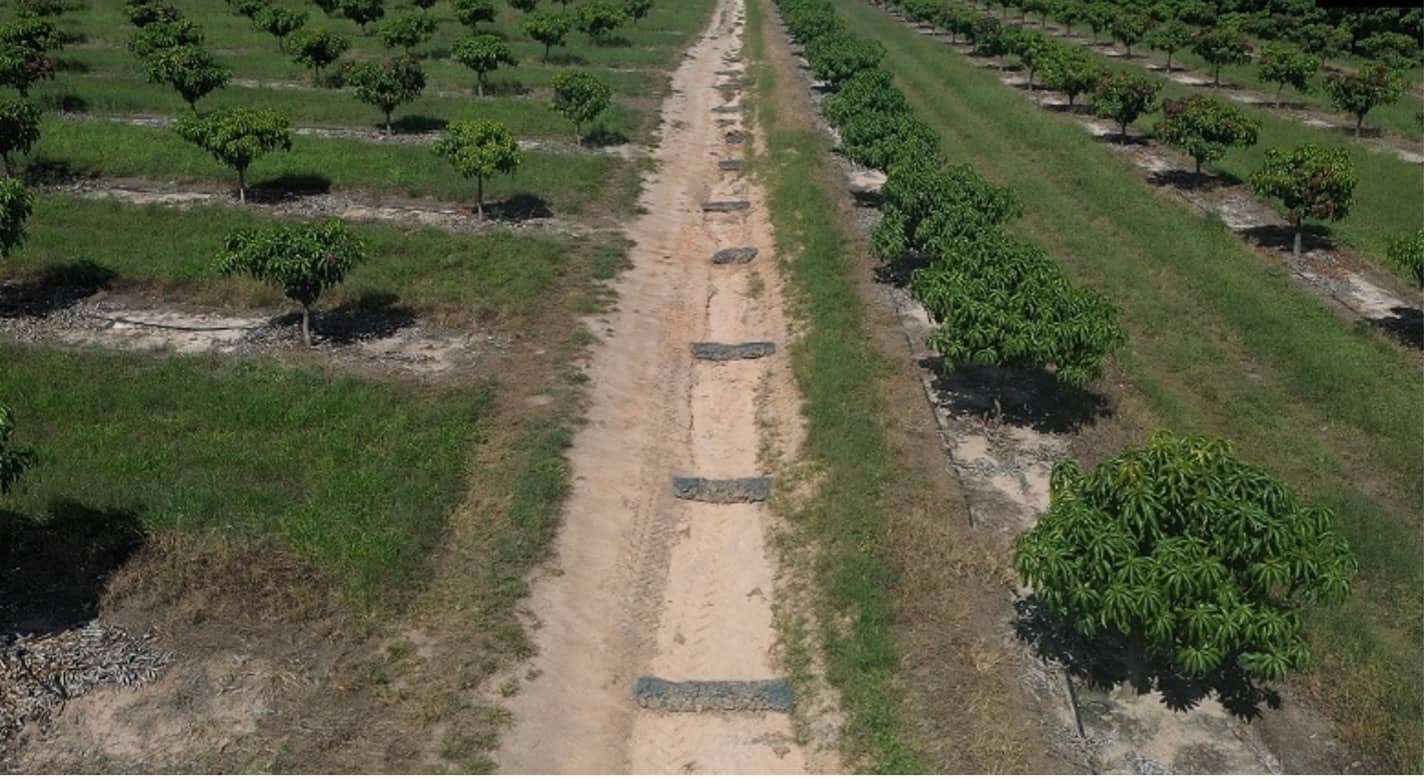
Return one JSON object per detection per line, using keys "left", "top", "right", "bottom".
{"left": 36, "top": 93, "right": 88, "bottom": 113}
{"left": 851, "top": 187, "right": 883, "bottom": 209}
{"left": 1090, "top": 132, "right": 1152, "bottom": 147}
{"left": 483, "top": 80, "right": 531, "bottom": 97}
{"left": 1012, "top": 595, "right": 1281, "bottom": 719}
{"left": 1042, "top": 102, "right": 1091, "bottom": 115}
{"left": 280, "top": 291, "right": 416, "bottom": 346}
{"left": 248, "top": 173, "right": 332, "bottom": 203}
{"left": 1147, "top": 167, "right": 1242, "bottom": 191}
{"left": 923, "top": 359, "right": 1112, "bottom": 434}
{"left": 391, "top": 114, "right": 447, "bottom": 134}
{"left": 0, "top": 502, "right": 147, "bottom": 636}
{"left": 485, "top": 193, "right": 553, "bottom": 221}
{"left": 1239, "top": 223, "right": 1336, "bottom": 255}
{"left": 53, "top": 57, "right": 90, "bottom": 75}
{"left": 1372, "top": 306, "right": 1424, "bottom": 350}
{"left": 872, "top": 250, "right": 930, "bottom": 288}
{"left": 582, "top": 127, "right": 630, "bottom": 148}
{"left": 543, "top": 52, "right": 589, "bottom": 66}
{"left": 591, "top": 35, "right": 633, "bottom": 48}
{"left": 1328, "top": 123, "right": 1385, "bottom": 140}
{"left": 21, "top": 157, "right": 83, "bottom": 186}
{"left": 0, "top": 260, "right": 116, "bottom": 318}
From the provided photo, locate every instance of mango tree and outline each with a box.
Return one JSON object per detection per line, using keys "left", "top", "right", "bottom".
{"left": 1091, "top": 70, "right": 1160, "bottom": 139}
{"left": 1257, "top": 43, "right": 1319, "bottom": 107}
{"left": 509, "top": 0, "right": 538, "bottom": 11}
{"left": 1324, "top": 62, "right": 1404, "bottom": 137}
{"left": 911, "top": 233, "right": 1124, "bottom": 386}
{"left": 575, "top": 0, "right": 627, "bottom": 42}
{"left": 623, "top": 0, "right": 652, "bottom": 26}
{"left": 339, "top": 0, "right": 385, "bottom": 32}
{"left": 1247, "top": 144, "right": 1356, "bottom": 256}
{"left": 872, "top": 158, "right": 1022, "bottom": 262}
{"left": 1154, "top": 95, "right": 1259, "bottom": 182}
{"left": 1042, "top": 49, "right": 1103, "bottom": 107}
{"left": 255, "top": 7, "right": 307, "bottom": 52}
{"left": 452, "top": 34, "right": 516, "bottom": 97}
{"left": 0, "top": 175, "right": 32, "bottom": 258}
{"left": 1192, "top": 27, "right": 1251, "bottom": 87}
{"left": 1016, "top": 431, "right": 1355, "bottom": 681}
{"left": 524, "top": 10, "right": 573, "bottom": 60}
{"left": 0, "top": 15, "right": 61, "bottom": 52}
{"left": 128, "top": 17, "right": 203, "bottom": 57}
{"left": 124, "top": 0, "right": 181, "bottom": 27}
{"left": 1143, "top": 18, "right": 1193, "bottom": 71}
{"left": 226, "top": 0, "right": 269, "bottom": 21}
{"left": 375, "top": 11, "right": 435, "bottom": 54}
{"left": 551, "top": 70, "right": 610, "bottom": 143}
{"left": 970, "top": 16, "right": 1006, "bottom": 57}
{"left": 0, "top": 402, "right": 36, "bottom": 495}
{"left": 0, "top": 41, "right": 52, "bottom": 97}
{"left": 289, "top": 28, "right": 349, "bottom": 85}
{"left": 806, "top": 31, "right": 884, "bottom": 85}
{"left": 840, "top": 109, "right": 941, "bottom": 172}
{"left": 346, "top": 56, "right": 426, "bottom": 133}
{"left": 453, "top": 0, "right": 497, "bottom": 31}
{"left": 822, "top": 67, "right": 907, "bottom": 127}
{"left": 1004, "top": 28, "right": 1055, "bottom": 89}
{"left": 1108, "top": 9, "right": 1149, "bottom": 57}
{"left": 433, "top": 119, "right": 522, "bottom": 218}
{"left": 217, "top": 219, "right": 366, "bottom": 346}
{"left": 141, "top": 44, "right": 232, "bottom": 112}
{"left": 175, "top": 107, "right": 292, "bottom": 203}
{"left": 0, "top": 99, "right": 39, "bottom": 175}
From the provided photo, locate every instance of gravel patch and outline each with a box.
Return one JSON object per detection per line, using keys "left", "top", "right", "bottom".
{"left": 634, "top": 677, "right": 793, "bottom": 712}
{"left": 671, "top": 476, "right": 771, "bottom": 503}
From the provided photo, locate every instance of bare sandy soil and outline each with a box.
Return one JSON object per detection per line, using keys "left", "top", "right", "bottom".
{"left": 492, "top": 0, "right": 836, "bottom": 772}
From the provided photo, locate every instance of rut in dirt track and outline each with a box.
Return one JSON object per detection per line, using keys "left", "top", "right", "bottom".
{"left": 491, "top": 0, "right": 831, "bottom": 773}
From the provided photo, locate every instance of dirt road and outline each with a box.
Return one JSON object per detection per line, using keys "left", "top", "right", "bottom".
{"left": 493, "top": 0, "right": 821, "bottom": 772}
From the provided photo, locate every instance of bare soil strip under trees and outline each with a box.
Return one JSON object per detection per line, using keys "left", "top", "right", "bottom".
{"left": 777, "top": 4, "right": 1362, "bottom": 774}
{"left": 893, "top": 18, "right": 1423, "bottom": 352}
{"left": 491, "top": 0, "right": 839, "bottom": 771}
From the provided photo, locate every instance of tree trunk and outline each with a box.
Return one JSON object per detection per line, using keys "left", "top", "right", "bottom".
{"left": 2, "top": 154, "right": 10, "bottom": 176}
{"left": 475, "top": 174, "right": 485, "bottom": 219}
{"left": 575, "top": 121, "right": 582, "bottom": 145}
{"left": 1194, "top": 157, "right": 1202, "bottom": 185}
{"left": 1166, "top": 52, "right": 1173, "bottom": 71}
{"left": 477, "top": 75, "right": 484, "bottom": 98}
{"left": 1354, "top": 114, "right": 1363, "bottom": 137}
{"left": 1119, "top": 119, "right": 1128, "bottom": 139}
{"left": 544, "top": 42, "right": 551, "bottom": 61}
{"left": 1212, "top": 65, "right": 1221, "bottom": 87}
{"left": 238, "top": 167, "right": 247, "bottom": 204}
{"left": 1292, "top": 217, "right": 1303, "bottom": 256}
{"left": 301, "top": 304, "right": 313, "bottom": 346}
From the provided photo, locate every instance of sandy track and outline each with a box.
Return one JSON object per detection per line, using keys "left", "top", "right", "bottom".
{"left": 493, "top": 0, "right": 816, "bottom": 773}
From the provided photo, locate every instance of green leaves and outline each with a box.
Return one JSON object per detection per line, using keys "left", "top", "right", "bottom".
{"left": 1090, "top": 70, "right": 1160, "bottom": 136}
{"left": 1192, "top": 26, "right": 1252, "bottom": 85}
{"left": 805, "top": 30, "right": 885, "bottom": 85}
{"left": 174, "top": 107, "right": 292, "bottom": 200}
{"left": 141, "top": 43, "right": 231, "bottom": 110}
{"left": 216, "top": 219, "right": 365, "bottom": 344}
{"left": 523, "top": 9, "right": 574, "bottom": 59}
{"left": 1324, "top": 62, "right": 1405, "bottom": 135}
{"left": 345, "top": 56, "right": 426, "bottom": 131}
{"left": 0, "top": 402, "right": 36, "bottom": 495}
{"left": 1153, "top": 95, "right": 1259, "bottom": 173}
{"left": 1248, "top": 144, "right": 1357, "bottom": 229}
{"left": 288, "top": 28, "right": 350, "bottom": 84}
{"left": 1015, "top": 431, "right": 1357, "bottom": 683}
{"left": 452, "top": 33, "right": 516, "bottom": 96}
{"left": 550, "top": 70, "right": 611, "bottom": 140}
{"left": 433, "top": 119, "right": 521, "bottom": 215}
{"left": 1257, "top": 43, "right": 1320, "bottom": 103}
{"left": 0, "top": 98, "right": 41, "bottom": 171}
{"left": 575, "top": 0, "right": 627, "bottom": 41}
{"left": 1386, "top": 229, "right": 1422, "bottom": 284}
{"left": 0, "top": 175, "right": 32, "bottom": 258}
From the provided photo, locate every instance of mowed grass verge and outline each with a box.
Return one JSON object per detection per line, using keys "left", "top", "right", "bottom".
{"left": 0, "top": 345, "right": 490, "bottom": 607}
{"left": 3, "top": 195, "right": 608, "bottom": 323}
{"left": 27, "top": 118, "right": 642, "bottom": 217}
{"left": 839, "top": 0, "right": 1422, "bottom": 771}
{"left": 747, "top": 0, "right": 919, "bottom": 771}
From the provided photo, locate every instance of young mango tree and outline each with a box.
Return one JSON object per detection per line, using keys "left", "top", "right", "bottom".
{"left": 1015, "top": 431, "right": 1356, "bottom": 682}
{"left": 1324, "top": 63, "right": 1404, "bottom": 138}
{"left": 216, "top": 219, "right": 366, "bottom": 347}
{"left": 0, "top": 175, "right": 33, "bottom": 258}
{"left": 289, "top": 28, "right": 350, "bottom": 85}
{"left": 1154, "top": 95, "right": 1259, "bottom": 182}
{"left": 1257, "top": 43, "right": 1319, "bottom": 107}
{"left": 0, "top": 402, "right": 37, "bottom": 496}
{"left": 1247, "top": 144, "right": 1356, "bottom": 256}
{"left": 624, "top": 0, "right": 653, "bottom": 26}
{"left": 433, "top": 119, "right": 522, "bottom": 218}
{"left": 1004, "top": 28, "right": 1056, "bottom": 89}
{"left": 339, "top": 0, "right": 385, "bottom": 32}
{"left": 872, "top": 158, "right": 1022, "bottom": 262}
{"left": 142, "top": 44, "right": 232, "bottom": 112}
{"left": 124, "top": 0, "right": 181, "bottom": 27}
{"left": 1042, "top": 50, "right": 1103, "bottom": 107}
{"left": 1387, "top": 229, "right": 1422, "bottom": 284}
{"left": 1091, "top": 70, "right": 1160, "bottom": 139}
{"left": 822, "top": 67, "right": 907, "bottom": 127}
{"left": 806, "top": 32, "right": 885, "bottom": 85}
{"left": 452, "top": 34, "right": 516, "bottom": 97}
{"left": 346, "top": 56, "right": 426, "bottom": 134}
{"left": 0, "top": 41, "right": 53, "bottom": 97}
{"left": 375, "top": 11, "right": 436, "bottom": 54}
{"left": 575, "top": 0, "right": 627, "bottom": 43}
{"left": 1108, "top": 9, "right": 1150, "bottom": 57}
{"left": 175, "top": 107, "right": 292, "bottom": 203}
{"left": 255, "top": 7, "right": 308, "bottom": 53}
{"left": 0, "top": 16, "right": 61, "bottom": 53}
{"left": 127, "top": 17, "right": 204, "bottom": 58}
{"left": 550, "top": 70, "right": 610, "bottom": 142}
{"left": 0, "top": 99, "right": 40, "bottom": 175}
{"left": 1192, "top": 27, "right": 1251, "bottom": 87}
{"left": 970, "top": 16, "right": 1007, "bottom": 57}
{"left": 910, "top": 233, "right": 1125, "bottom": 387}
{"left": 453, "top": 0, "right": 497, "bottom": 31}
{"left": 509, "top": 0, "right": 538, "bottom": 11}
{"left": 840, "top": 109, "right": 942, "bottom": 172}
{"left": 1143, "top": 18, "right": 1194, "bottom": 71}
{"left": 524, "top": 10, "right": 573, "bottom": 60}
{"left": 226, "top": 0, "right": 269, "bottom": 20}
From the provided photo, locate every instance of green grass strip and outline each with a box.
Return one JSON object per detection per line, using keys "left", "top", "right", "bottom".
{"left": 748, "top": 0, "right": 920, "bottom": 771}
